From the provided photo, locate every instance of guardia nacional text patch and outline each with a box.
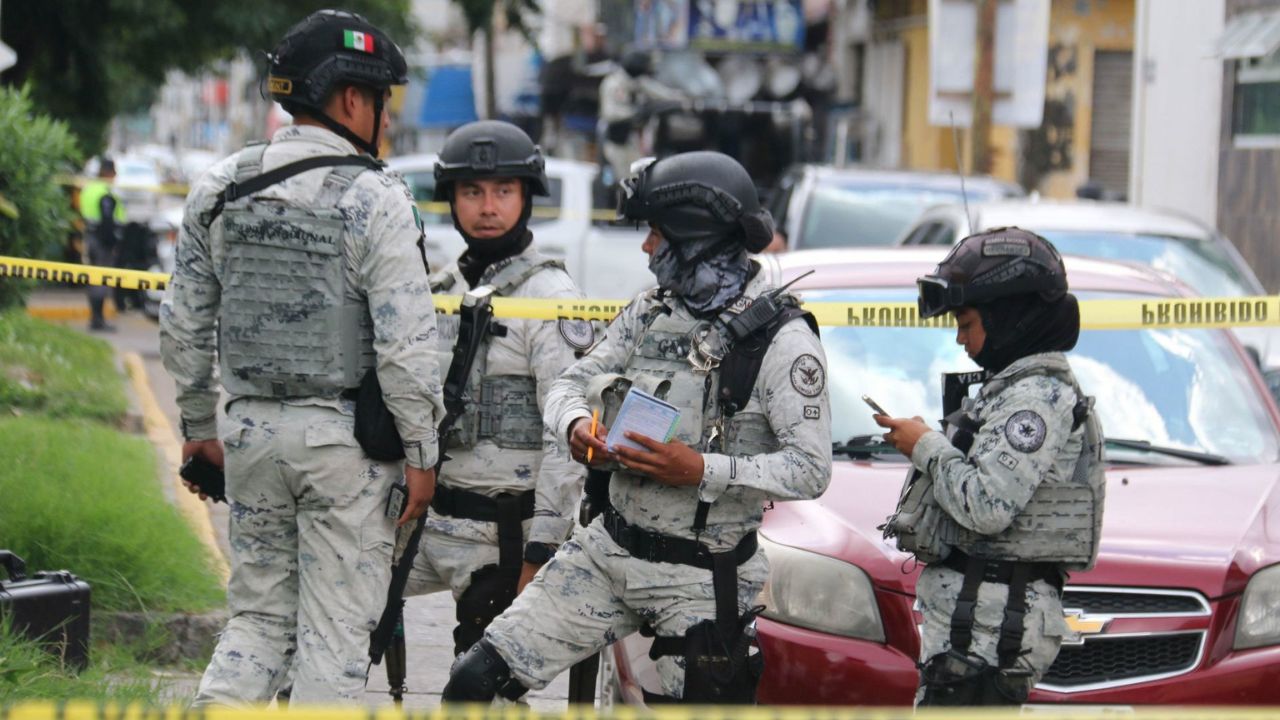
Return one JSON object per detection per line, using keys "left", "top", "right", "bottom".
{"left": 790, "top": 354, "right": 825, "bottom": 397}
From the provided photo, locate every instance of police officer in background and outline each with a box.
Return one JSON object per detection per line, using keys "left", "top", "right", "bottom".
{"left": 876, "top": 228, "right": 1105, "bottom": 706}
{"left": 598, "top": 49, "right": 684, "bottom": 184}
{"left": 403, "top": 120, "right": 590, "bottom": 655}
{"left": 160, "top": 10, "right": 445, "bottom": 705}
{"left": 79, "top": 159, "right": 125, "bottom": 331}
{"left": 440, "top": 151, "right": 832, "bottom": 704}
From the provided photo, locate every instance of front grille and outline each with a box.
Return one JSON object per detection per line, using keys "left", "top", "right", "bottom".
{"left": 1061, "top": 590, "right": 1206, "bottom": 615}
{"left": 1043, "top": 633, "right": 1202, "bottom": 687}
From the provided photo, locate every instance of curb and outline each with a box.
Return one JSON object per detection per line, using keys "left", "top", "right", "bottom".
{"left": 122, "top": 351, "right": 230, "bottom": 583}
{"left": 26, "top": 305, "right": 117, "bottom": 322}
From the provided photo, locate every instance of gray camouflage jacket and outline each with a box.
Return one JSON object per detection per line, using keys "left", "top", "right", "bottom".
{"left": 430, "top": 247, "right": 591, "bottom": 545}
{"left": 159, "top": 125, "right": 446, "bottom": 469}
{"left": 545, "top": 269, "right": 833, "bottom": 550}
{"left": 911, "top": 352, "right": 1085, "bottom": 535}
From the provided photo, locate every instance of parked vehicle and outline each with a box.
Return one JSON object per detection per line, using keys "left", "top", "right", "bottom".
{"left": 896, "top": 199, "right": 1277, "bottom": 367}
{"left": 142, "top": 205, "right": 182, "bottom": 320}
{"left": 602, "top": 247, "right": 1280, "bottom": 707}
{"left": 386, "top": 153, "right": 652, "bottom": 299}
{"left": 766, "top": 166, "right": 1024, "bottom": 251}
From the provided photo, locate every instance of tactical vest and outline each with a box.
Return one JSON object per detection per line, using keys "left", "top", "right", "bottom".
{"left": 596, "top": 290, "right": 787, "bottom": 467}
{"left": 429, "top": 253, "right": 563, "bottom": 451}
{"left": 216, "top": 143, "right": 376, "bottom": 398}
{"left": 940, "top": 360, "right": 1106, "bottom": 571}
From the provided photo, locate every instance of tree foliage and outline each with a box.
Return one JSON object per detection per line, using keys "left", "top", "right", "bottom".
{"left": 0, "top": 0, "right": 415, "bottom": 155}
{"left": 0, "top": 86, "right": 81, "bottom": 309}
{"left": 452, "top": 0, "right": 540, "bottom": 118}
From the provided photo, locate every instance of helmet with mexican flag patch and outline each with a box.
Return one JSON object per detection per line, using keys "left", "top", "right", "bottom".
{"left": 268, "top": 9, "right": 407, "bottom": 109}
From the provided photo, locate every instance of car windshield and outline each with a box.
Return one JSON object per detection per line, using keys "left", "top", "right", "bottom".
{"left": 1040, "top": 231, "right": 1256, "bottom": 297}
{"left": 798, "top": 183, "right": 971, "bottom": 249}
{"left": 806, "top": 288, "right": 1279, "bottom": 465}
{"left": 400, "top": 170, "right": 564, "bottom": 227}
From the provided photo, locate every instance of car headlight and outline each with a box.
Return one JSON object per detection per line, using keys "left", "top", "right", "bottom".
{"left": 755, "top": 533, "right": 884, "bottom": 642}
{"left": 1236, "top": 563, "right": 1280, "bottom": 649}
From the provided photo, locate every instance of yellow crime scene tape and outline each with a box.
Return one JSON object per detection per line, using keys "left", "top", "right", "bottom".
{"left": 8, "top": 702, "right": 1280, "bottom": 720}
{"left": 3, "top": 255, "right": 1278, "bottom": 331}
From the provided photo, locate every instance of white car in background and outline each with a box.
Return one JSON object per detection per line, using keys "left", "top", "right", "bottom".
{"left": 897, "top": 199, "right": 1278, "bottom": 368}
{"left": 386, "top": 154, "right": 653, "bottom": 300}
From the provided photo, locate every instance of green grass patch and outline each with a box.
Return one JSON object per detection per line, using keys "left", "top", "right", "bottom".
{"left": 0, "top": 416, "right": 224, "bottom": 613}
{"left": 0, "top": 620, "right": 177, "bottom": 704}
{"left": 0, "top": 308, "right": 127, "bottom": 422}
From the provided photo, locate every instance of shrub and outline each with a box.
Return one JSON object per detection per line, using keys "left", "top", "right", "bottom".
{"left": 0, "top": 85, "right": 82, "bottom": 309}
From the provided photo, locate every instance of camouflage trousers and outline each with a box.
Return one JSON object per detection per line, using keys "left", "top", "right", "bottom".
{"left": 192, "top": 400, "right": 398, "bottom": 707}
{"left": 484, "top": 519, "right": 766, "bottom": 697}
{"left": 915, "top": 564, "right": 1071, "bottom": 703}
{"left": 404, "top": 512, "right": 532, "bottom": 599}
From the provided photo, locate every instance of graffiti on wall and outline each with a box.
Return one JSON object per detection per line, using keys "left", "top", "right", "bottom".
{"left": 1019, "top": 43, "right": 1079, "bottom": 190}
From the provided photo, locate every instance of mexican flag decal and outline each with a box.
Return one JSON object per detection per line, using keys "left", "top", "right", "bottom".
{"left": 344, "top": 29, "right": 374, "bottom": 53}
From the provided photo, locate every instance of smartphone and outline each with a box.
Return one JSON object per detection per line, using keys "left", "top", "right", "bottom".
{"left": 861, "top": 395, "right": 890, "bottom": 417}
{"left": 179, "top": 455, "right": 227, "bottom": 503}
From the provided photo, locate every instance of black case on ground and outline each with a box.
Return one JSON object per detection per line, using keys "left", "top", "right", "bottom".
{"left": 0, "top": 550, "right": 91, "bottom": 670}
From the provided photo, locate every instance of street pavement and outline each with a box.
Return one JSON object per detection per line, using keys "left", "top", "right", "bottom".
{"left": 28, "top": 289, "right": 573, "bottom": 709}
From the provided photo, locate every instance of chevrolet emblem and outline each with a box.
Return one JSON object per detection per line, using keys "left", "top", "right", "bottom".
{"left": 1062, "top": 609, "right": 1110, "bottom": 645}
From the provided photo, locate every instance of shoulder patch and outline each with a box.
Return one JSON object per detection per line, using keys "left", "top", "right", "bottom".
{"left": 558, "top": 319, "right": 595, "bottom": 350}
{"left": 1004, "top": 410, "right": 1048, "bottom": 453}
{"left": 789, "top": 354, "right": 825, "bottom": 397}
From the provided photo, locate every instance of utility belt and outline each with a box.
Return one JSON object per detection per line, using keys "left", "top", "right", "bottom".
{"left": 601, "top": 508, "right": 757, "bottom": 570}
{"left": 938, "top": 550, "right": 1064, "bottom": 593}
{"left": 430, "top": 484, "right": 535, "bottom": 524}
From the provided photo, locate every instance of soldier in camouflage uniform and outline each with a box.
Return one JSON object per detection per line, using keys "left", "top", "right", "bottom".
{"left": 440, "top": 151, "right": 832, "bottom": 704}
{"left": 159, "top": 11, "right": 445, "bottom": 706}
{"left": 403, "top": 121, "right": 590, "bottom": 655}
{"left": 876, "top": 228, "right": 1105, "bottom": 706}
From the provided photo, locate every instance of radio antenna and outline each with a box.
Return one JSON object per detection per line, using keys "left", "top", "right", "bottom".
{"left": 949, "top": 110, "right": 974, "bottom": 234}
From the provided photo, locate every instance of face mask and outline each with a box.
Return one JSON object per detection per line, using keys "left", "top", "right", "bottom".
{"left": 647, "top": 237, "right": 751, "bottom": 317}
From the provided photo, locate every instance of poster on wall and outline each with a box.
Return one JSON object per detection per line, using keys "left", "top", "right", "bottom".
{"left": 636, "top": 0, "right": 805, "bottom": 52}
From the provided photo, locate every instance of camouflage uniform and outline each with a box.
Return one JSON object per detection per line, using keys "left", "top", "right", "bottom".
{"left": 160, "top": 124, "right": 445, "bottom": 705}
{"left": 482, "top": 269, "right": 832, "bottom": 697}
{"left": 911, "top": 352, "right": 1089, "bottom": 698}
{"left": 405, "top": 247, "right": 590, "bottom": 645}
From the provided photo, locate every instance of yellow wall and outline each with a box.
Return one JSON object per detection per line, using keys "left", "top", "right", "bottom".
{"left": 894, "top": 0, "right": 1133, "bottom": 194}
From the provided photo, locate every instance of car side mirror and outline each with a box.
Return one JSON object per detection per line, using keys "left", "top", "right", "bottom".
{"left": 1265, "top": 368, "right": 1280, "bottom": 409}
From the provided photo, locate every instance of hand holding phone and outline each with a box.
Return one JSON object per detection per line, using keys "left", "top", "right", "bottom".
{"left": 179, "top": 455, "right": 227, "bottom": 503}
{"left": 862, "top": 395, "right": 890, "bottom": 417}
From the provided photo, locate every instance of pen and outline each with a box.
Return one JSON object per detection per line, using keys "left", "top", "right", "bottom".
{"left": 587, "top": 409, "right": 599, "bottom": 463}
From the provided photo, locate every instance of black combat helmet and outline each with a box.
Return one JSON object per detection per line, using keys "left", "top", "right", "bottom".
{"left": 917, "top": 227, "right": 1069, "bottom": 319}
{"left": 267, "top": 9, "right": 408, "bottom": 156}
{"left": 621, "top": 48, "right": 652, "bottom": 78}
{"left": 616, "top": 151, "right": 774, "bottom": 252}
{"left": 433, "top": 121, "right": 549, "bottom": 201}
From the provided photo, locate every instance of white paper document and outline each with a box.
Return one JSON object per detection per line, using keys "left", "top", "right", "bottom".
{"left": 605, "top": 388, "right": 682, "bottom": 453}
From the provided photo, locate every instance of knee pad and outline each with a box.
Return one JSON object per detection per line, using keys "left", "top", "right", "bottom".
{"left": 441, "top": 639, "right": 528, "bottom": 702}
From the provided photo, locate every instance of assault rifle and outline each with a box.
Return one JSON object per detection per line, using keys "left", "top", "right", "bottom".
{"left": 368, "top": 286, "right": 497, "bottom": 704}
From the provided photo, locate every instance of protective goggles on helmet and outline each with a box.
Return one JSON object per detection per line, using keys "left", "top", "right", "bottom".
{"left": 917, "top": 275, "right": 965, "bottom": 319}
{"left": 434, "top": 143, "right": 545, "bottom": 181}
{"left": 615, "top": 169, "right": 744, "bottom": 226}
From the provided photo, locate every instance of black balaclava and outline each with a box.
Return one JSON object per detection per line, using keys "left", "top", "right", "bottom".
{"left": 454, "top": 182, "right": 535, "bottom": 288}
{"left": 973, "top": 292, "right": 1081, "bottom": 374}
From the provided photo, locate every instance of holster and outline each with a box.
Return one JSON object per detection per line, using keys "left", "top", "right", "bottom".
{"left": 643, "top": 607, "right": 765, "bottom": 705}
{"left": 352, "top": 367, "right": 404, "bottom": 462}
{"left": 451, "top": 492, "right": 526, "bottom": 655}
{"left": 918, "top": 650, "right": 1032, "bottom": 706}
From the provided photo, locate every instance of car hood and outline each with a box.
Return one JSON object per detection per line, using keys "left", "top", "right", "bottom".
{"left": 761, "top": 459, "right": 1280, "bottom": 599}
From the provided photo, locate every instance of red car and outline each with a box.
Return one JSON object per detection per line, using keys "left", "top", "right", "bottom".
{"left": 601, "top": 248, "right": 1280, "bottom": 707}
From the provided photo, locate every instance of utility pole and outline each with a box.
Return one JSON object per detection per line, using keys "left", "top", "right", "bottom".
{"left": 971, "top": 0, "right": 997, "bottom": 174}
